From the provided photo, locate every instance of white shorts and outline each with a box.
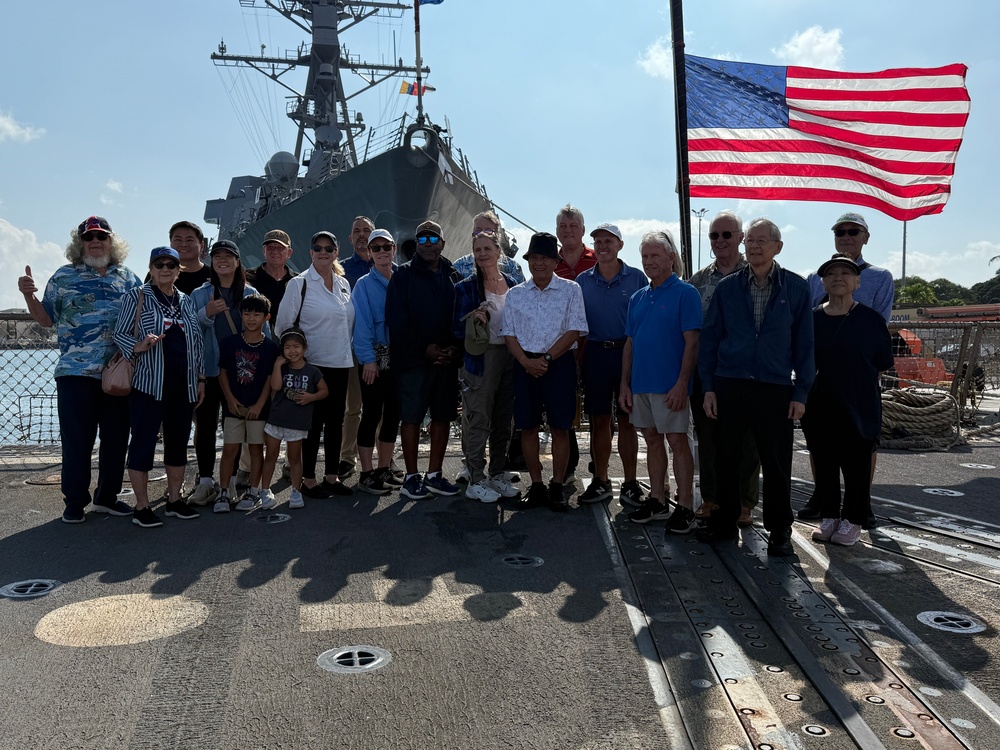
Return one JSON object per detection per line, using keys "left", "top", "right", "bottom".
{"left": 264, "top": 423, "right": 309, "bottom": 443}
{"left": 629, "top": 393, "right": 690, "bottom": 434}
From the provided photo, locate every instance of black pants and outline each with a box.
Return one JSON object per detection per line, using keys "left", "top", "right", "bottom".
{"left": 304, "top": 366, "right": 350, "bottom": 480}
{"left": 712, "top": 378, "right": 794, "bottom": 533}
{"left": 56, "top": 376, "right": 130, "bottom": 512}
{"left": 802, "top": 408, "right": 874, "bottom": 526}
{"left": 194, "top": 375, "right": 224, "bottom": 478}
{"left": 358, "top": 366, "right": 400, "bottom": 448}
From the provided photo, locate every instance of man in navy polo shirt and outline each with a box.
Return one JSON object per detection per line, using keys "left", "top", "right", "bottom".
{"left": 619, "top": 230, "right": 702, "bottom": 532}
{"left": 501, "top": 232, "right": 589, "bottom": 511}
{"left": 577, "top": 223, "right": 647, "bottom": 508}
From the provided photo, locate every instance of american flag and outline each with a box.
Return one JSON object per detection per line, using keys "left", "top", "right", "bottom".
{"left": 684, "top": 54, "right": 970, "bottom": 221}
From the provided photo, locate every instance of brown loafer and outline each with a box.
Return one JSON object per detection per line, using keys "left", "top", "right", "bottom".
{"left": 737, "top": 507, "right": 754, "bottom": 527}
{"left": 694, "top": 500, "right": 718, "bottom": 520}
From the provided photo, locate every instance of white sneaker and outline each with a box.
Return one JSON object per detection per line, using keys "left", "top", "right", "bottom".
{"left": 831, "top": 520, "right": 862, "bottom": 546}
{"left": 487, "top": 475, "right": 519, "bottom": 498}
{"left": 260, "top": 490, "right": 277, "bottom": 511}
{"left": 288, "top": 490, "right": 304, "bottom": 509}
{"left": 187, "top": 482, "right": 218, "bottom": 507}
{"left": 499, "top": 470, "right": 521, "bottom": 484}
{"left": 213, "top": 494, "right": 231, "bottom": 514}
{"left": 235, "top": 492, "right": 258, "bottom": 511}
{"left": 812, "top": 517, "right": 839, "bottom": 542}
{"left": 456, "top": 465, "right": 471, "bottom": 484}
{"left": 465, "top": 480, "right": 501, "bottom": 503}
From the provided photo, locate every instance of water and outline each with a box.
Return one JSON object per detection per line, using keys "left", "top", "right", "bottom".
{"left": 0, "top": 349, "right": 59, "bottom": 444}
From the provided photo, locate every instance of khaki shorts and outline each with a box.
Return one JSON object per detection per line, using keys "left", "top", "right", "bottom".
{"left": 629, "top": 393, "right": 690, "bottom": 434}
{"left": 223, "top": 417, "right": 265, "bottom": 445}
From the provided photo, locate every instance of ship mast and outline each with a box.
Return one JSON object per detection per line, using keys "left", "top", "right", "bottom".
{"left": 211, "top": 0, "right": 428, "bottom": 171}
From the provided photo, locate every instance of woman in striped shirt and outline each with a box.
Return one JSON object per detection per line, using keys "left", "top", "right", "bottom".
{"left": 114, "top": 247, "right": 206, "bottom": 529}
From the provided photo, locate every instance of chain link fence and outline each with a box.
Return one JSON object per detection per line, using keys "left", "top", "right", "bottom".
{"left": 1, "top": 313, "right": 59, "bottom": 445}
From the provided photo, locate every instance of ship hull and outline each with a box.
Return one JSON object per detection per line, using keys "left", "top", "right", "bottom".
{"left": 219, "top": 138, "right": 489, "bottom": 271}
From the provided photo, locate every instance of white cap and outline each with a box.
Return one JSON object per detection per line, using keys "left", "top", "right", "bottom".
{"left": 367, "top": 228, "right": 395, "bottom": 245}
{"left": 590, "top": 223, "right": 623, "bottom": 241}
{"left": 831, "top": 212, "right": 869, "bottom": 232}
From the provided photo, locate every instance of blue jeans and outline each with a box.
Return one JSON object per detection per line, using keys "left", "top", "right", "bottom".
{"left": 56, "top": 375, "right": 130, "bottom": 512}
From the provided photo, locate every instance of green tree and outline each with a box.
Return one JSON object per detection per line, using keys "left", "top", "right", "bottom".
{"left": 929, "top": 278, "right": 974, "bottom": 305}
{"left": 971, "top": 269, "right": 1000, "bottom": 304}
{"left": 896, "top": 280, "right": 937, "bottom": 306}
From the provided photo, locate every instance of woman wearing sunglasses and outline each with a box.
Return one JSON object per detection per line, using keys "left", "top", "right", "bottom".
{"left": 114, "top": 247, "right": 206, "bottom": 528}
{"left": 275, "top": 230, "right": 355, "bottom": 498}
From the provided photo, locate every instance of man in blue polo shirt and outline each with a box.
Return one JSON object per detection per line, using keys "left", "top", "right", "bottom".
{"left": 619, "top": 230, "right": 702, "bottom": 532}
{"left": 577, "top": 223, "right": 647, "bottom": 507}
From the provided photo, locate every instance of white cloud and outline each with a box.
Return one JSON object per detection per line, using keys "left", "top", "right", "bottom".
{"left": 105, "top": 179, "right": 123, "bottom": 193}
{"left": 772, "top": 26, "right": 844, "bottom": 70}
{"left": 883, "top": 240, "right": 1000, "bottom": 287}
{"left": 638, "top": 36, "right": 673, "bottom": 80}
{"left": 0, "top": 112, "right": 45, "bottom": 143}
{"left": 0, "top": 219, "right": 63, "bottom": 311}
{"left": 99, "top": 193, "right": 119, "bottom": 207}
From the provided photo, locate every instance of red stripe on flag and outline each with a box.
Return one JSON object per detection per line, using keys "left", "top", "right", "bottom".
{"left": 786, "top": 86, "right": 970, "bottom": 104}
{"left": 790, "top": 119, "right": 964, "bottom": 153}
{"left": 787, "top": 107, "right": 968, "bottom": 128}
{"left": 787, "top": 63, "right": 968, "bottom": 80}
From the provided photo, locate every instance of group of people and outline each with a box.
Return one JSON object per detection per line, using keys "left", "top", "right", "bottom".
{"left": 18, "top": 206, "right": 892, "bottom": 553}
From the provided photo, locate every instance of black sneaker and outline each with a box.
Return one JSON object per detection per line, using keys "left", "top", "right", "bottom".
{"left": 337, "top": 460, "right": 356, "bottom": 480}
{"left": 300, "top": 483, "right": 331, "bottom": 499}
{"left": 321, "top": 479, "right": 354, "bottom": 497}
{"left": 665, "top": 505, "right": 697, "bottom": 534}
{"left": 516, "top": 482, "right": 547, "bottom": 510}
{"left": 378, "top": 467, "right": 403, "bottom": 488}
{"left": 548, "top": 481, "right": 570, "bottom": 512}
{"left": 164, "top": 501, "right": 199, "bottom": 520}
{"left": 132, "top": 506, "right": 163, "bottom": 528}
{"left": 579, "top": 478, "right": 613, "bottom": 504}
{"left": 62, "top": 507, "right": 86, "bottom": 524}
{"left": 767, "top": 528, "right": 795, "bottom": 557}
{"left": 356, "top": 470, "right": 391, "bottom": 495}
{"left": 628, "top": 499, "right": 671, "bottom": 524}
{"left": 797, "top": 495, "right": 822, "bottom": 520}
{"left": 619, "top": 480, "right": 644, "bottom": 508}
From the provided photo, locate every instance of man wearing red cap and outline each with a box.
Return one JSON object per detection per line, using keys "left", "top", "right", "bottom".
{"left": 17, "top": 216, "right": 142, "bottom": 523}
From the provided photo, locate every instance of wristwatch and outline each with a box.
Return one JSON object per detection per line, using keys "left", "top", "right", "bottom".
{"left": 542, "top": 353, "right": 553, "bottom": 363}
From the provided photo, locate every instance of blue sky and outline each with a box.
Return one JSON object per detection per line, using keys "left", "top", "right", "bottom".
{"left": 1, "top": 0, "right": 997, "bottom": 310}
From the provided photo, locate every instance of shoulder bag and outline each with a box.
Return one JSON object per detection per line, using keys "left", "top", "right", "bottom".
{"left": 102, "top": 288, "right": 144, "bottom": 396}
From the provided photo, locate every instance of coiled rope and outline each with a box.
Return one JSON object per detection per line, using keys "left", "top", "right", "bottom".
{"left": 880, "top": 388, "right": 964, "bottom": 451}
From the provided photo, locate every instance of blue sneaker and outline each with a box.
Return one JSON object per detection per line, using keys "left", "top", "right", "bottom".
{"left": 401, "top": 474, "right": 430, "bottom": 500}
{"left": 423, "top": 474, "right": 460, "bottom": 497}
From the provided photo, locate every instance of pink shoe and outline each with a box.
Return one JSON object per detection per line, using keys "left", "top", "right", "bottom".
{"left": 831, "top": 520, "right": 862, "bottom": 546}
{"left": 812, "top": 518, "right": 839, "bottom": 542}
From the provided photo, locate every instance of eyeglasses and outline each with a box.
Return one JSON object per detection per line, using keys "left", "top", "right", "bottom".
{"left": 743, "top": 237, "right": 774, "bottom": 247}
{"left": 416, "top": 235, "right": 441, "bottom": 245}
{"left": 152, "top": 261, "right": 179, "bottom": 270}
{"left": 708, "top": 231, "right": 734, "bottom": 241}
{"left": 310, "top": 244, "right": 335, "bottom": 252}
{"left": 82, "top": 231, "right": 109, "bottom": 242}
{"left": 369, "top": 243, "right": 394, "bottom": 252}
{"left": 833, "top": 228, "right": 863, "bottom": 237}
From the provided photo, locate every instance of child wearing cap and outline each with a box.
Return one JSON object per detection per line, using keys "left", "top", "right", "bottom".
{"left": 260, "top": 329, "right": 328, "bottom": 508}
{"left": 214, "top": 295, "right": 280, "bottom": 513}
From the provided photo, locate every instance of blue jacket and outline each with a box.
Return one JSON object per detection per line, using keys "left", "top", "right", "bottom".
{"left": 114, "top": 284, "right": 204, "bottom": 402}
{"left": 189, "top": 281, "right": 270, "bottom": 377}
{"left": 452, "top": 272, "right": 516, "bottom": 375}
{"left": 385, "top": 253, "right": 461, "bottom": 372}
{"left": 351, "top": 268, "right": 391, "bottom": 366}
{"left": 698, "top": 263, "right": 816, "bottom": 403}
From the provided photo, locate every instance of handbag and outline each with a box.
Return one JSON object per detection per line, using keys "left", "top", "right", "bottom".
{"left": 102, "top": 288, "right": 144, "bottom": 396}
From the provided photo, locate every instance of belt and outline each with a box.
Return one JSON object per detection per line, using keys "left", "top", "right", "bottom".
{"left": 590, "top": 339, "right": 626, "bottom": 349}
{"left": 523, "top": 351, "right": 546, "bottom": 359}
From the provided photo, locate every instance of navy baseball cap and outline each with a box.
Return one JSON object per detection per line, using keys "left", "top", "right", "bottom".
{"left": 150, "top": 247, "right": 180, "bottom": 262}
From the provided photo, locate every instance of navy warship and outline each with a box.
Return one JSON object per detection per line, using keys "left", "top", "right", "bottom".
{"left": 204, "top": 0, "right": 498, "bottom": 268}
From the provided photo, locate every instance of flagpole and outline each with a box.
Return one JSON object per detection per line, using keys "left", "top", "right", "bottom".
{"left": 901, "top": 220, "right": 908, "bottom": 287}
{"left": 413, "top": 0, "right": 425, "bottom": 125}
{"left": 670, "top": 0, "right": 692, "bottom": 277}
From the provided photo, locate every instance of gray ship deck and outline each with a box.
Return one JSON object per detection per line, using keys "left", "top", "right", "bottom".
{"left": 2, "top": 423, "right": 1000, "bottom": 749}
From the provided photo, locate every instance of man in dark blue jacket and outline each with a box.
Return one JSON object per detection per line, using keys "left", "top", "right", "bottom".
{"left": 695, "top": 217, "right": 815, "bottom": 556}
{"left": 385, "top": 220, "right": 463, "bottom": 501}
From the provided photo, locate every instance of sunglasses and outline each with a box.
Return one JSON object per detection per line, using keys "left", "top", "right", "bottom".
{"left": 833, "top": 228, "right": 863, "bottom": 237}
{"left": 708, "top": 231, "right": 734, "bottom": 241}
{"left": 310, "top": 244, "right": 336, "bottom": 252}
{"left": 82, "top": 231, "right": 109, "bottom": 242}
{"left": 472, "top": 229, "right": 498, "bottom": 238}
{"left": 369, "top": 243, "right": 394, "bottom": 252}
{"left": 152, "top": 260, "right": 179, "bottom": 270}
{"left": 416, "top": 235, "right": 441, "bottom": 245}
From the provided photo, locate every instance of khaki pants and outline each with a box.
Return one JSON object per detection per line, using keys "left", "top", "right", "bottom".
{"left": 461, "top": 346, "right": 514, "bottom": 484}
{"left": 340, "top": 361, "right": 362, "bottom": 466}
